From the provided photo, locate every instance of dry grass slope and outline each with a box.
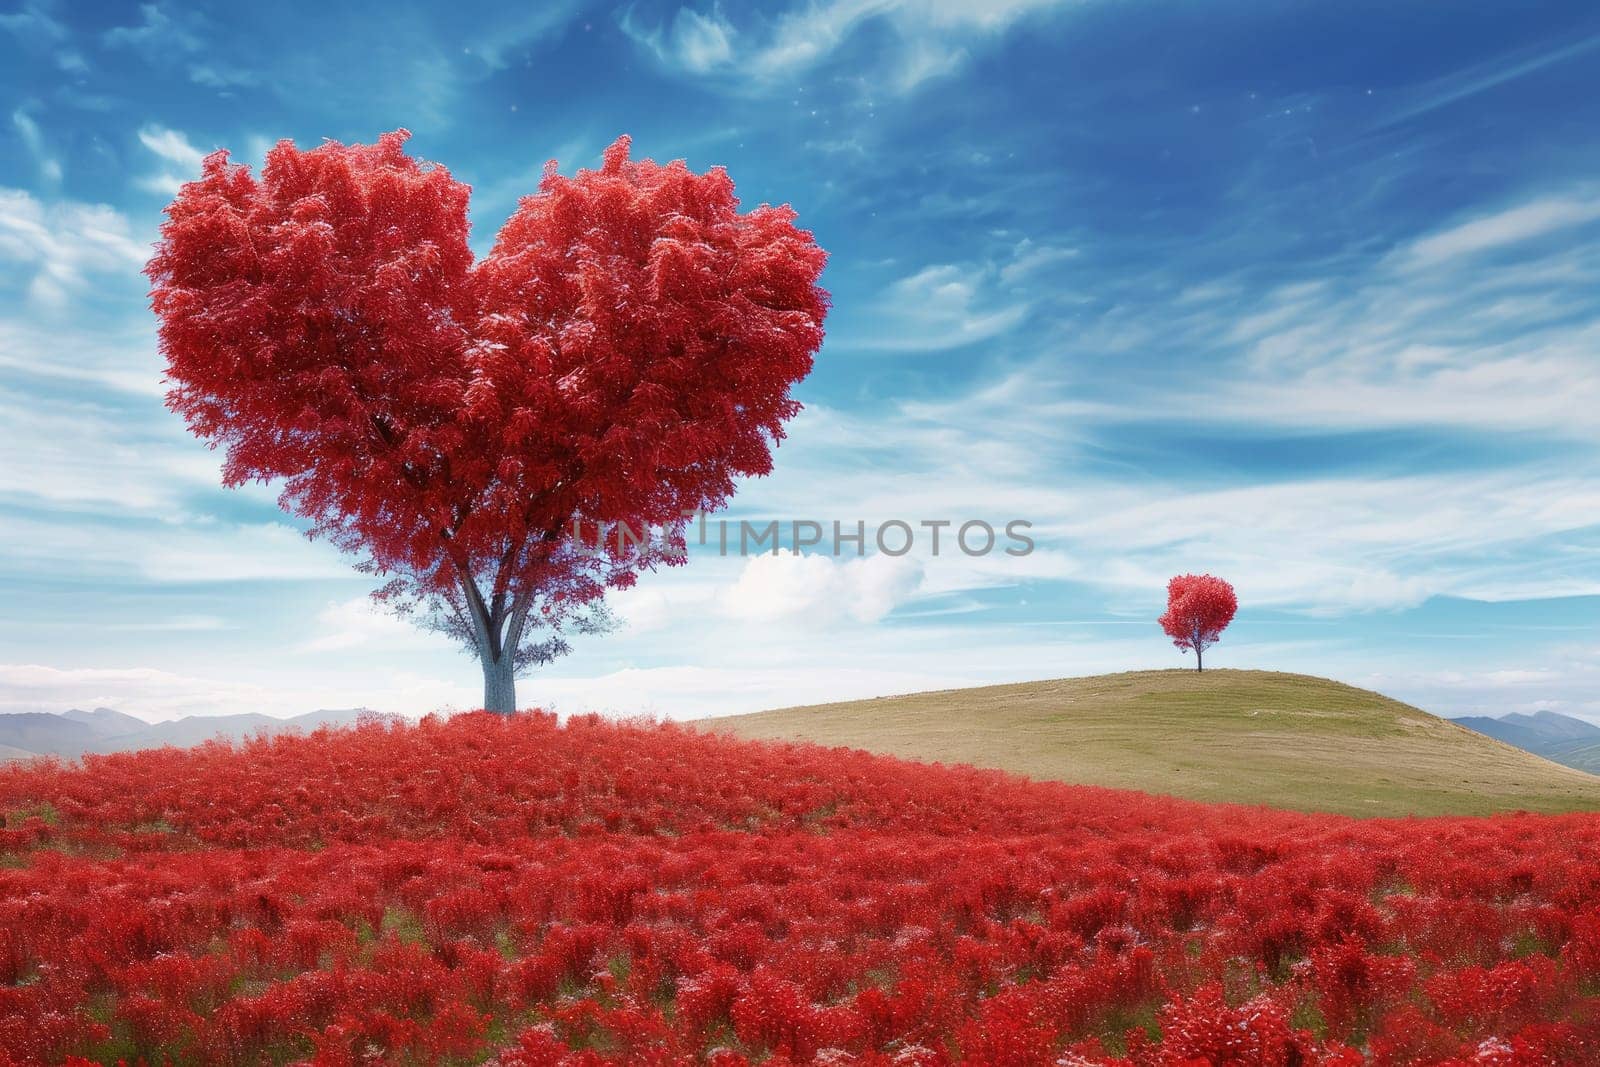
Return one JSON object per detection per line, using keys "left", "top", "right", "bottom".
{"left": 702, "top": 669, "right": 1600, "bottom": 818}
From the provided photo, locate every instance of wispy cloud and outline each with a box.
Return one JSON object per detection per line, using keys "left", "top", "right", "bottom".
{"left": 838, "top": 233, "right": 1088, "bottom": 352}
{"left": 299, "top": 597, "right": 440, "bottom": 653}
{"left": 0, "top": 188, "right": 148, "bottom": 307}
{"left": 10, "top": 104, "right": 61, "bottom": 184}
{"left": 1379, "top": 31, "right": 1600, "bottom": 129}
{"left": 0, "top": 318, "right": 164, "bottom": 396}
{"left": 623, "top": 0, "right": 1078, "bottom": 93}
{"left": 102, "top": 3, "right": 203, "bottom": 54}
{"left": 0, "top": 391, "right": 209, "bottom": 512}
{"left": 1399, "top": 192, "right": 1600, "bottom": 267}
{"left": 102, "top": 4, "right": 263, "bottom": 91}
{"left": 998, "top": 239, "right": 1077, "bottom": 284}
{"left": 97, "top": 2, "right": 582, "bottom": 121}
{"left": 0, "top": 508, "right": 353, "bottom": 586}
{"left": 0, "top": 0, "right": 66, "bottom": 44}
{"left": 136, "top": 123, "right": 210, "bottom": 195}
{"left": 858, "top": 264, "right": 1029, "bottom": 351}
{"left": 138, "top": 124, "right": 207, "bottom": 169}
{"left": 1168, "top": 190, "right": 1600, "bottom": 441}
{"left": 626, "top": 7, "right": 737, "bottom": 73}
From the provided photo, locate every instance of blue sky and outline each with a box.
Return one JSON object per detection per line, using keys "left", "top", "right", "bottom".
{"left": 2, "top": 0, "right": 1599, "bottom": 723}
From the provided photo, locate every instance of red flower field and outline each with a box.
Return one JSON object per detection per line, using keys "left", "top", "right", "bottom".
{"left": 2, "top": 712, "right": 1599, "bottom": 1065}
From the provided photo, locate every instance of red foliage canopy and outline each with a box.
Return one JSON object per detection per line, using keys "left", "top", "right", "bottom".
{"left": 146, "top": 131, "right": 828, "bottom": 705}
{"left": 1158, "top": 573, "right": 1238, "bottom": 670}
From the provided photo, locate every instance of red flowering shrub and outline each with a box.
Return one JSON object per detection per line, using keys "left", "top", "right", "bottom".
{"left": 2, "top": 712, "right": 1600, "bottom": 1064}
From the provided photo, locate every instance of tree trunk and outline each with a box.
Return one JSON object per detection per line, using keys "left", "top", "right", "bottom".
{"left": 482, "top": 651, "right": 517, "bottom": 714}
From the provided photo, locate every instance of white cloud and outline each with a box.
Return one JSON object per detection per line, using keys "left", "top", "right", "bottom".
{"left": 0, "top": 318, "right": 165, "bottom": 396}
{"left": 299, "top": 596, "right": 440, "bottom": 653}
{"left": 627, "top": 7, "right": 737, "bottom": 73}
{"left": 0, "top": 392, "right": 210, "bottom": 511}
{"left": 624, "top": 0, "right": 1076, "bottom": 93}
{"left": 1400, "top": 192, "right": 1600, "bottom": 268}
{"left": 136, "top": 522, "right": 354, "bottom": 583}
{"left": 1367, "top": 650, "right": 1600, "bottom": 724}
{"left": 722, "top": 552, "right": 923, "bottom": 624}
{"left": 608, "top": 550, "right": 926, "bottom": 636}
{"left": 0, "top": 507, "right": 354, "bottom": 586}
{"left": 845, "top": 233, "right": 1090, "bottom": 354}
{"left": 0, "top": 1, "right": 65, "bottom": 44}
{"left": 998, "top": 239, "right": 1077, "bottom": 284}
{"left": 11, "top": 106, "right": 61, "bottom": 184}
{"left": 101, "top": 4, "right": 259, "bottom": 90}
{"left": 100, "top": 3, "right": 579, "bottom": 120}
{"left": 608, "top": 572, "right": 730, "bottom": 635}
{"left": 858, "top": 263, "right": 1028, "bottom": 351}
{"left": 1378, "top": 31, "right": 1600, "bottom": 130}
{"left": 914, "top": 546, "right": 1077, "bottom": 598}
{"left": 138, "top": 124, "right": 207, "bottom": 169}
{"left": 1203, "top": 347, "right": 1600, "bottom": 439}
{"left": 137, "top": 124, "right": 211, "bottom": 195}
{"left": 0, "top": 188, "right": 148, "bottom": 307}
{"left": 891, "top": 36, "right": 968, "bottom": 92}
{"left": 1119, "top": 189, "right": 1600, "bottom": 443}
{"left": 107, "top": 616, "right": 232, "bottom": 633}
{"left": 102, "top": 4, "right": 202, "bottom": 53}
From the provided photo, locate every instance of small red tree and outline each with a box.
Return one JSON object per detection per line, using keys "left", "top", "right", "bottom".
{"left": 1158, "top": 574, "right": 1237, "bottom": 672}
{"left": 147, "top": 131, "right": 828, "bottom": 713}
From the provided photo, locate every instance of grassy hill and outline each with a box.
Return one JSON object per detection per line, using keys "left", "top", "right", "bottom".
{"left": 702, "top": 669, "right": 1600, "bottom": 817}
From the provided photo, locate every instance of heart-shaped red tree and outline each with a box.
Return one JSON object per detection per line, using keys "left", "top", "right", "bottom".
{"left": 147, "top": 131, "right": 828, "bottom": 712}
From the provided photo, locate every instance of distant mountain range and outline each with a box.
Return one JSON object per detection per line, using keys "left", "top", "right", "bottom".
{"left": 1452, "top": 710, "right": 1600, "bottom": 775}
{"left": 0, "top": 706, "right": 391, "bottom": 761}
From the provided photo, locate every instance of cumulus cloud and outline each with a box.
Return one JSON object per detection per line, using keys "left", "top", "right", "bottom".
{"left": 722, "top": 552, "right": 924, "bottom": 625}
{"left": 611, "top": 551, "right": 928, "bottom": 635}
